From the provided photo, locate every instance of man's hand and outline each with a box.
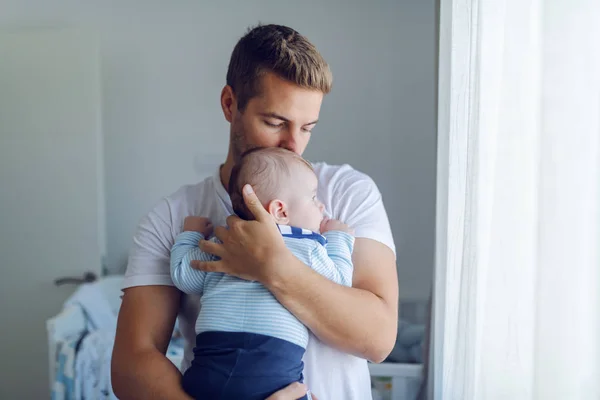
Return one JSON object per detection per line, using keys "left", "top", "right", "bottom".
{"left": 191, "top": 184, "right": 289, "bottom": 284}
{"left": 183, "top": 216, "right": 213, "bottom": 237}
{"left": 320, "top": 217, "right": 354, "bottom": 235}
{"left": 192, "top": 184, "right": 398, "bottom": 363}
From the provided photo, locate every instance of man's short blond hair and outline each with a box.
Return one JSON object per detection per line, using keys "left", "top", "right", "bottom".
{"left": 228, "top": 147, "right": 313, "bottom": 221}
{"left": 226, "top": 24, "right": 333, "bottom": 111}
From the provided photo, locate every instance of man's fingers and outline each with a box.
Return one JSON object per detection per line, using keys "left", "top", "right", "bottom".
{"left": 225, "top": 214, "right": 242, "bottom": 229}
{"left": 190, "top": 259, "right": 223, "bottom": 273}
{"left": 199, "top": 238, "right": 225, "bottom": 258}
{"left": 213, "top": 225, "right": 229, "bottom": 241}
{"left": 242, "top": 184, "right": 272, "bottom": 223}
{"left": 264, "top": 382, "right": 307, "bottom": 400}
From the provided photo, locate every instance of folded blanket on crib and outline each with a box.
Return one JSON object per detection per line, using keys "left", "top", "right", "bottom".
{"left": 52, "top": 329, "right": 185, "bottom": 400}
{"left": 52, "top": 337, "right": 80, "bottom": 400}
{"left": 52, "top": 279, "right": 185, "bottom": 399}
{"left": 384, "top": 319, "right": 426, "bottom": 364}
{"left": 64, "top": 282, "right": 117, "bottom": 332}
{"left": 75, "top": 330, "right": 117, "bottom": 400}
{"left": 52, "top": 281, "right": 117, "bottom": 400}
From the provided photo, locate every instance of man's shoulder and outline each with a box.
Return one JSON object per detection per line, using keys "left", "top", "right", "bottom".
{"left": 165, "top": 176, "right": 214, "bottom": 204}
{"left": 312, "top": 162, "right": 379, "bottom": 196}
{"left": 143, "top": 176, "right": 216, "bottom": 225}
{"left": 312, "top": 162, "right": 375, "bottom": 185}
{"left": 311, "top": 161, "right": 359, "bottom": 176}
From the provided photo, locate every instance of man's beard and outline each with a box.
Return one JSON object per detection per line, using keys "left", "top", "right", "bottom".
{"left": 231, "top": 128, "right": 260, "bottom": 164}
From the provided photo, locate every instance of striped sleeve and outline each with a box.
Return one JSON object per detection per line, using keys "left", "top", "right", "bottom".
{"left": 310, "top": 231, "right": 355, "bottom": 287}
{"left": 170, "top": 231, "right": 216, "bottom": 295}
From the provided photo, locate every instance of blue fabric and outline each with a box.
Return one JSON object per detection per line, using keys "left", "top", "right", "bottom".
{"left": 277, "top": 224, "right": 328, "bottom": 246}
{"left": 183, "top": 331, "right": 309, "bottom": 400}
{"left": 170, "top": 226, "right": 354, "bottom": 349}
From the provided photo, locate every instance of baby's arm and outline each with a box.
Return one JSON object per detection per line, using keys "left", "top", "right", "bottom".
{"left": 310, "top": 219, "right": 355, "bottom": 287}
{"left": 170, "top": 216, "right": 216, "bottom": 295}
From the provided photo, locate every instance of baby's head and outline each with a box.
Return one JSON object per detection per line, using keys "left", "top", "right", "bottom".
{"left": 228, "top": 147, "right": 325, "bottom": 232}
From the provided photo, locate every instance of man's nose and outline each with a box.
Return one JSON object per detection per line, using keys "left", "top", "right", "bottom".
{"left": 279, "top": 128, "right": 301, "bottom": 154}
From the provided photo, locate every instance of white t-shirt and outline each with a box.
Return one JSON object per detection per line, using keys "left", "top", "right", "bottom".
{"left": 123, "top": 162, "right": 396, "bottom": 400}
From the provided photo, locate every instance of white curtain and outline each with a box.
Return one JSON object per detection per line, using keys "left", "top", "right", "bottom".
{"left": 433, "top": 0, "right": 600, "bottom": 399}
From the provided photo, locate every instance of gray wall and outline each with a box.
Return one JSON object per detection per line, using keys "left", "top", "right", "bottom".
{"left": 2, "top": 0, "right": 436, "bottom": 301}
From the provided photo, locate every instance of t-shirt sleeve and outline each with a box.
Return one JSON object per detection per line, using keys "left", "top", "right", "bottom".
{"left": 122, "top": 198, "right": 177, "bottom": 289}
{"left": 332, "top": 168, "right": 396, "bottom": 256}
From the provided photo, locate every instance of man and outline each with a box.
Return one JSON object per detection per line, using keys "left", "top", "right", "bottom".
{"left": 112, "top": 24, "right": 399, "bottom": 400}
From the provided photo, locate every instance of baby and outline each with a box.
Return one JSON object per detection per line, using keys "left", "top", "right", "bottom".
{"left": 170, "top": 147, "right": 355, "bottom": 400}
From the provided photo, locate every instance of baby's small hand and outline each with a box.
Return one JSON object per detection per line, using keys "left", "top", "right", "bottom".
{"left": 320, "top": 218, "right": 354, "bottom": 235}
{"left": 183, "top": 216, "right": 213, "bottom": 237}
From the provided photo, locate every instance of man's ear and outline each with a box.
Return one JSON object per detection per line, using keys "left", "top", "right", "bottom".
{"left": 267, "top": 199, "right": 289, "bottom": 224}
{"left": 220, "top": 85, "right": 237, "bottom": 123}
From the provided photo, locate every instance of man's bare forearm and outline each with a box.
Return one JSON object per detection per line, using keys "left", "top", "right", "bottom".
{"left": 266, "top": 251, "right": 398, "bottom": 362}
{"left": 112, "top": 285, "right": 192, "bottom": 400}
{"left": 112, "top": 349, "right": 192, "bottom": 400}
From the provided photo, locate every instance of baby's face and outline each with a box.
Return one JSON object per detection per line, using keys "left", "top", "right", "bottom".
{"left": 283, "top": 163, "right": 325, "bottom": 233}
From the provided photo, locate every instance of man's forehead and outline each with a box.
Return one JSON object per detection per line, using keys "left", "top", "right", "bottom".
{"left": 250, "top": 75, "right": 323, "bottom": 121}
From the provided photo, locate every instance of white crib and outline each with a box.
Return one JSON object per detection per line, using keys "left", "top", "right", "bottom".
{"left": 46, "top": 276, "right": 423, "bottom": 399}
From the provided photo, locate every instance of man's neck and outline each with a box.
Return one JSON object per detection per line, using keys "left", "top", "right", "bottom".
{"left": 220, "top": 155, "right": 235, "bottom": 191}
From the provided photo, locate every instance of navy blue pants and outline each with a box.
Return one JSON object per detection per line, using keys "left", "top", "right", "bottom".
{"left": 182, "top": 331, "right": 309, "bottom": 400}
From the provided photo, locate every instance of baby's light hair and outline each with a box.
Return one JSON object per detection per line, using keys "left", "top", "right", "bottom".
{"left": 228, "top": 147, "right": 313, "bottom": 220}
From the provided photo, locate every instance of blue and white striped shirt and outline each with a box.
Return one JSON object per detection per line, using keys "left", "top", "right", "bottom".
{"left": 170, "top": 225, "right": 354, "bottom": 349}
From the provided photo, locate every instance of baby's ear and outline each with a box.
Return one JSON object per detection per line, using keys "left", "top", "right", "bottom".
{"left": 267, "top": 199, "right": 289, "bottom": 224}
